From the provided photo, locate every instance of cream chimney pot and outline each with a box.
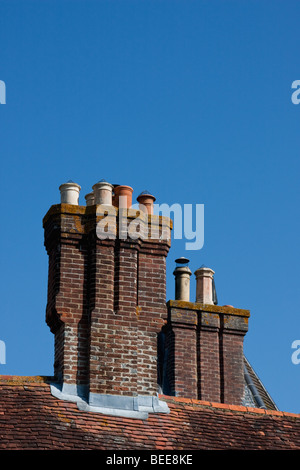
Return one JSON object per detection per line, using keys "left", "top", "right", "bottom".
{"left": 173, "top": 258, "right": 192, "bottom": 302}
{"left": 85, "top": 192, "right": 95, "bottom": 206}
{"left": 194, "top": 266, "right": 215, "bottom": 304}
{"left": 59, "top": 182, "right": 81, "bottom": 205}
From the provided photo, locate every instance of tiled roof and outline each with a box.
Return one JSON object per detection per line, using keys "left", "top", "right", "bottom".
{"left": 0, "top": 376, "right": 299, "bottom": 450}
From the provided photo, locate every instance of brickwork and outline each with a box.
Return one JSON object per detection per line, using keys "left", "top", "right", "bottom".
{"left": 221, "top": 330, "right": 245, "bottom": 405}
{"left": 44, "top": 206, "right": 88, "bottom": 386}
{"left": 45, "top": 243, "right": 61, "bottom": 334}
{"left": 113, "top": 241, "right": 139, "bottom": 395}
{"left": 88, "top": 238, "right": 116, "bottom": 395}
{"left": 166, "top": 301, "right": 250, "bottom": 405}
{"left": 173, "top": 326, "right": 198, "bottom": 399}
{"left": 56, "top": 241, "right": 88, "bottom": 385}
{"left": 197, "top": 313, "right": 220, "bottom": 402}
{"left": 164, "top": 307, "right": 197, "bottom": 399}
{"left": 43, "top": 197, "right": 248, "bottom": 408}
{"left": 43, "top": 203, "right": 171, "bottom": 400}
{"left": 137, "top": 247, "right": 168, "bottom": 396}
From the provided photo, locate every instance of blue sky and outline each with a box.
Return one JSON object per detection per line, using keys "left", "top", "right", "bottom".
{"left": 0, "top": 0, "right": 299, "bottom": 413}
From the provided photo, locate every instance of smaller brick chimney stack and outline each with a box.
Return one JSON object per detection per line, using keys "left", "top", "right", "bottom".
{"left": 165, "top": 262, "right": 249, "bottom": 405}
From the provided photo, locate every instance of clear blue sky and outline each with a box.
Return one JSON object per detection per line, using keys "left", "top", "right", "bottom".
{"left": 0, "top": 0, "right": 299, "bottom": 413}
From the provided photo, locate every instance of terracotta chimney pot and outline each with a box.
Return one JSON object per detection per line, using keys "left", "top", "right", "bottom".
{"left": 137, "top": 191, "right": 156, "bottom": 215}
{"left": 113, "top": 185, "right": 134, "bottom": 209}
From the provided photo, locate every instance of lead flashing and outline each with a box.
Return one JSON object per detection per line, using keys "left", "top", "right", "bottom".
{"left": 50, "top": 383, "right": 170, "bottom": 419}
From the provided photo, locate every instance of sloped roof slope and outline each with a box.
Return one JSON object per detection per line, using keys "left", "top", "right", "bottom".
{"left": 243, "top": 357, "right": 278, "bottom": 410}
{"left": 0, "top": 376, "right": 299, "bottom": 450}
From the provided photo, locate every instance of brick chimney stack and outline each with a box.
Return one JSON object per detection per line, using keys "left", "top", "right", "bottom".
{"left": 165, "top": 264, "right": 249, "bottom": 405}
{"left": 43, "top": 180, "right": 172, "bottom": 418}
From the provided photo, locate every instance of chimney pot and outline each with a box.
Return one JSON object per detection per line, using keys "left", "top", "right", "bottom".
{"left": 173, "top": 258, "right": 192, "bottom": 302}
{"left": 137, "top": 191, "right": 156, "bottom": 215}
{"left": 92, "top": 180, "right": 113, "bottom": 205}
{"left": 113, "top": 185, "right": 134, "bottom": 209}
{"left": 194, "top": 266, "right": 215, "bottom": 304}
{"left": 85, "top": 192, "right": 95, "bottom": 206}
{"left": 59, "top": 182, "right": 81, "bottom": 205}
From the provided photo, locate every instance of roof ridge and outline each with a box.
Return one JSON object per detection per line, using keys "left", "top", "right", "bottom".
{"left": 159, "top": 395, "right": 300, "bottom": 418}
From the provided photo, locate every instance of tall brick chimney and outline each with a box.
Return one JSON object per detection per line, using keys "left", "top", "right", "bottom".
{"left": 43, "top": 181, "right": 172, "bottom": 418}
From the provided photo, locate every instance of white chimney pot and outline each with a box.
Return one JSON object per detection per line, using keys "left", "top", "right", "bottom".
{"left": 85, "top": 192, "right": 95, "bottom": 206}
{"left": 59, "top": 182, "right": 81, "bottom": 205}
